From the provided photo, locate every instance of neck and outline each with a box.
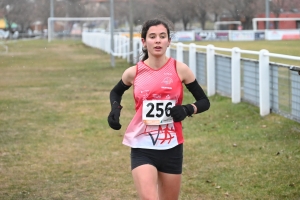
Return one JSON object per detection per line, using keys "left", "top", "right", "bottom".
{"left": 145, "top": 56, "right": 169, "bottom": 70}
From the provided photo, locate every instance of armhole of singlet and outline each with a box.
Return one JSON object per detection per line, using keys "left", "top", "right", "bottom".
{"left": 174, "top": 59, "right": 182, "bottom": 82}
{"left": 172, "top": 58, "right": 176, "bottom": 73}
{"left": 133, "top": 63, "right": 139, "bottom": 84}
{"left": 132, "top": 63, "right": 139, "bottom": 100}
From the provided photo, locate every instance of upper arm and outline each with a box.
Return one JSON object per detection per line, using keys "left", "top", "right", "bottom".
{"left": 122, "top": 65, "right": 136, "bottom": 86}
{"left": 176, "top": 61, "right": 196, "bottom": 84}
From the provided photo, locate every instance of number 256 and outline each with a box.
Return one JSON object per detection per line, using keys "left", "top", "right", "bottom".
{"left": 146, "top": 102, "right": 172, "bottom": 118}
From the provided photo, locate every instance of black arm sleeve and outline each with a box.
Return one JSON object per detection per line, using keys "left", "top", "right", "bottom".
{"left": 109, "top": 79, "right": 131, "bottom": 106}
{"left": 185, "top": 79, "right": 210, "bottom": 114}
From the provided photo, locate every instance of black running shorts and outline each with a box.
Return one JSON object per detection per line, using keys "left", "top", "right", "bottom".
{"left": 130, "top": 144, "right": 183, "bottom": 174}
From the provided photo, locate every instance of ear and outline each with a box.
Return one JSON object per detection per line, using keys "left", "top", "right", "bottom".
{"left": 141, "top": 38, "right": 146, "bottom": 46}
{"left": 167, "top": 39, "right": 171, "bottom": 47}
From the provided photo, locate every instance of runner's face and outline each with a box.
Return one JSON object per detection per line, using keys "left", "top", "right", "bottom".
{"left": 143, "top": 24, "right": 170, "bottom": 57}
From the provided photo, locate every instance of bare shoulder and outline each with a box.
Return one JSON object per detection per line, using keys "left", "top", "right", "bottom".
{"left": 122, "top": 65, "right": 136, "bottom": 86}
{"left": 176, "top": 60, "right": 189, "bottom": 70}
{"left": 176, "top": 60, "right": 195, "bottom": 84}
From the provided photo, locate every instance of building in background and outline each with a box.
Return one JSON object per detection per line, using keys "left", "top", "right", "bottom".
{"left": 256, "top": 12, "right": 300, "bottom": 29}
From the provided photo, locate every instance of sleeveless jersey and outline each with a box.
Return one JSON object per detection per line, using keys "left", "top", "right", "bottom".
{"left": 123, "top": 58, "right": 184, "bottom": 150}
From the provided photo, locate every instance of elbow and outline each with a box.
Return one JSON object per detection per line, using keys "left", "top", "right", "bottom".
{"left": 202, "top": 98, "right": 210, "bottom": 112}
{"left": 194, "top": 98, "right": 210, "bottom": 113}
{"left": 206, "top": 98, "right": 210, "bottom": 111}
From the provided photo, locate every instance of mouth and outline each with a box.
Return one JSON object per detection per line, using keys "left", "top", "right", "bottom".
{"left": 154, "top": 46, "right": 162, "bottom": 50}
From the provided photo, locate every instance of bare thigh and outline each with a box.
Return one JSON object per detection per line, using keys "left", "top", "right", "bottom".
{"left": 132, "top": 164, "right": 159, "bottom": 200}
{"left": 158, "top": 171, "right": 181, "bottom": 200}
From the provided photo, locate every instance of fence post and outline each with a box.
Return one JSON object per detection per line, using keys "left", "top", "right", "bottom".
{"left": 127, "top": 37, "right": 130, "bottom": 62}
{"left": 114, "top": 36, "right": 119, "bottom": 57}
{"left": 133, "top": 39, "right": 137, "bottom": 63}
{"left": 122, "top": 36, "right": 127, "bottom": 59}
{"left": 231, "top": 47, "right": 241, "bottom": 103}
{"left": 111, "top": 35, "right": 116, "bottom": 55}
{"left": 96, "top": 34, "right": 99, "bottom": 49}
{"left": 189, "top": 43, "right": 196, "bottom": 76}
{"left": 117, "top": 36, "right": 122, "bottom": 58}
{"left": 106, "top": 34, "right": 110, "bottom": 53}
{"left": 176, "top": 42, "right": 183, "bottom": 62}
{"left": 206, "top": 44, "right": 215, "bottom": 96}
{"left": 259, "top": 49, "right": 270, "bottom": 116}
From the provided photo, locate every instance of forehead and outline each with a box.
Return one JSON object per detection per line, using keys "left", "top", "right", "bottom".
{"left": 147, "top": 24, "right": 168, "bottom": 35}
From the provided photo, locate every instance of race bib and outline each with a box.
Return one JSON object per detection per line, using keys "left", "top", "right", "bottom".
{"left": 142, "top": 100, "right": 175, "bottom": 125}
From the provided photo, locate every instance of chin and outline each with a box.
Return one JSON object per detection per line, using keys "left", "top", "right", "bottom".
{"left": 151, "top": 51, "right": 165, "bottom": 57}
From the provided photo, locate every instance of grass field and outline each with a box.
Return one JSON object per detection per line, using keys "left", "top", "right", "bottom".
{"left": 0, "top": 39, "right": 300, "bottom": 199}
{"left": 191, "top": 40, "right": 300, "bottom": 66}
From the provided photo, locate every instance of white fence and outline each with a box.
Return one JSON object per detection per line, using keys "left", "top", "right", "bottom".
{"left": 82, "top": 32, "right": 300, "bottom": 122}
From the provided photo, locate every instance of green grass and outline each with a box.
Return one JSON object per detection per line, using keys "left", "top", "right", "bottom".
{"left": 0, "top": 39, "right": 299, "bottom": 199}
{"left": 189, "top": 40, "right": 300, "bottom": 66}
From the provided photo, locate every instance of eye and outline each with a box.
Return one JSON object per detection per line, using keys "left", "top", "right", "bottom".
{"left": 159, "top": 33, "right": 167, "bottom": 39}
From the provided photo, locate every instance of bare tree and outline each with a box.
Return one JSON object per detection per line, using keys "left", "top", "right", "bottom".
{"left": 269, "top": 0, "right": 300, "bottom": 17}
{"left": 177, "top": 0, "right": 195, "bottom": 30}
{"left": 62, "top": 0, "right": 86, "bottom": 17}
{"left": 192, "top": 0, "right": 212, "bottom": 30}
{"left": 210, "top": 0, "right": 228, "bottom": 22}
{"left": 152, "top": 0, "right": 180, "bottom": 25}
{"left": 131, "top": 0, "right": 158, "bottom": 27}
{"left": 270, "top": 0, "right": 286, "bottom": 17}
{"left": 223, "top": 0, "right": 261, "bottom": 30}
{"left": 1, "top": 0, "right": 299, "bottom": 35}
{"left": 153, "top": 0, "right": 194, "bottom": 30}
{"left": 289, "top": 0, "right": 300, "bottom": 11}
{"left": 0, "top": 0, "right": 36, "bottom": 32}
{"left": 82, "top": 1, "right": 110, "bottom": 17}
{"left": 241, "top": 0, "right": 261, "bottom": 29}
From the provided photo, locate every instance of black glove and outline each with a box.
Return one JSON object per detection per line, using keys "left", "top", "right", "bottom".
{"left": 170, "top": 104, "right": 194, "bottom": 122}
{"left": 108, "top": 101, "right": 123, "bottom": 130}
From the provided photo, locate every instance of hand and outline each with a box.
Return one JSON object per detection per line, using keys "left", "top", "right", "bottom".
{"left": 107, "top": 102, "right": 123, "bottom": 130}
{"left": 170, "top": 104, "right": 194, "bottom": 122}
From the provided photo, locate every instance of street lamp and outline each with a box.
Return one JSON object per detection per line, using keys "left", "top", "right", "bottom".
{"left": 57, "top": 0, "right": 69, "bottom": 17}
{"left": 50, "top": 0, "right": 54, "bottom": 18}
{"left": 129, "top": 0, "right": 133, "bottom": 64}
{"left": 265, "top": 0, "right": 270, "bottom": 29}
{"left": 110, "top": 0, "right": 115, "bottom": 67}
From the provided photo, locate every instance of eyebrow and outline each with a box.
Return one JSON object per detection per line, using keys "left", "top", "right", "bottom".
{"left": 148, "top": 32, "right": 167, "bottom": 36}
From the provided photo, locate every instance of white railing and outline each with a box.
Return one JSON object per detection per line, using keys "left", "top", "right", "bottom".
{"left": 173, "top": 42, "right": 300, "bottom": 118}
{"left": 82, "top": 32, "right": 300, "bottom": 120}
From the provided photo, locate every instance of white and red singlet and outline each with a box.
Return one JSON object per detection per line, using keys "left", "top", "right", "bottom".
{"left": 123, "top": 58, "right": 184, "bottom": 149}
